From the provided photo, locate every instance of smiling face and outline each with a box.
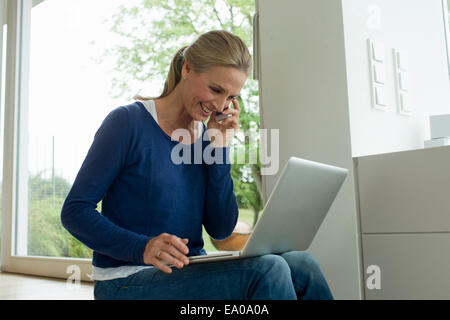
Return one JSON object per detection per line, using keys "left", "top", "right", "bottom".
{"left": 181, "top": 64, "right": 247, "bottom": 121}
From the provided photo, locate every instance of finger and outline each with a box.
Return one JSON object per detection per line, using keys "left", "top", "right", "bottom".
{"left": 223, "top": 107, "right": 240, "bottom": 121}
{"left": 152, "top": 258, "right": 173, "bottom": 274}
{"left": 165, "top": 243, "right": 189, "bottom": 266}
{"left": 221, "top": 108, "right": 239, "bottom": 117}
{"left": 209, "top": 111, "right": 217, "bottom": 122}
{"left": 231, "top": 98, "right": 241, "bottom": 112}
{"left": 220, "top": 116, "right": 238, "bottom": 128}
{"left": 159, "top": 251, "right": 185, "bottom": 269}
{"left": 164, "top": 234, "right": 189, "bottom": 255}
{"left": 225, "top": 118, "right": 240, "bottom": 133}
{"left": 229, "top": 120, "right": 240, "bottom": 132}
{"left": 221, "top": 101, "right": 240, "bottom": 114}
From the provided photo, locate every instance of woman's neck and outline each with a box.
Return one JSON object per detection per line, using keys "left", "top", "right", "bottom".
{"left": 153, "top": 87, "right": 198, "bottom": 143}
{"left": 154, "top": 88, "right": 194, "bottom": 131}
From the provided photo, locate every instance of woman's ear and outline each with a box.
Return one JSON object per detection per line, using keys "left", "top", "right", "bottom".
{"left": 182, "top": 62, "right": 192, "bottom": 79}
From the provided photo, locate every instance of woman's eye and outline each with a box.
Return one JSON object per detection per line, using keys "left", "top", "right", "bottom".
{"left": 210, "top": 87, "right": 221, "bottom": 93}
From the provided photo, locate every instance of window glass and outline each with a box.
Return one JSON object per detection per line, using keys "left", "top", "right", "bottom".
{"left": 22, "top": 0, "right": 149, "bottom": 258}
{"left": 18, "top": 0, "right": 259, "bottom": 259}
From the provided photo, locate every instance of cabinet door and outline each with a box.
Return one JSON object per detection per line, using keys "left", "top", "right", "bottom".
{"left": 356, "top": 146, "right": 450, "bottom": 233}
{"left": 363, "top": 233, "right": 450, "bottom": 299}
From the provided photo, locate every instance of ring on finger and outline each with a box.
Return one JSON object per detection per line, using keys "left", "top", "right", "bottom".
{"left": 156, "top": 250, "right": 162, "bottom": 258}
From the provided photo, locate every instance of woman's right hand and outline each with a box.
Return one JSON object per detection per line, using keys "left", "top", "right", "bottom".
{"left": 143, "top": 233, "right": 190, "bottom": 274}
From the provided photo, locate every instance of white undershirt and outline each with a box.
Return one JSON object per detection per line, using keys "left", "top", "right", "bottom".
{"left": 143, "top": 99, "right": 204, "bottom": 138}
{"left": 92, "top": 100, "right": 203, "bottom": 281}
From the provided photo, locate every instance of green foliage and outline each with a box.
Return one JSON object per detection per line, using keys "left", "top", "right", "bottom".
{"left": 104, "top": 0, "right": 255, "bottom": 98}
{"left": 27, "top": 173, "right": 92, "bottom": 259}
{"left": 29, "top": 170, "right": 71, "bottom": 202}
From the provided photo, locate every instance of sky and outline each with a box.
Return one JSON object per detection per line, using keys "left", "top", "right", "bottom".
{"left": 28, "top": 0, "right": 163, "bottom": 183}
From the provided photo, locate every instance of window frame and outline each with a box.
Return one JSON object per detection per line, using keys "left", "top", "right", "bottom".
{"left": 0, "top": 0, "right": 92, "bottom": 282}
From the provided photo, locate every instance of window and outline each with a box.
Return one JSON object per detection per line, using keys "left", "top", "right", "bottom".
{"left": 2, "top": 0, "right": 260, "bottom": 280}
{"left": 18, "top": 0, "right": 148, "bottom": 259}
{"left": 2, "top": 0, "right": 153, "bottom": 280}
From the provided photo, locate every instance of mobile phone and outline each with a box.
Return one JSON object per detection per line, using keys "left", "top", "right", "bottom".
{"left": 215, "top": 106, "right": 232, "bottom": 122}
{"left": 215, "top": 112, "right": 232, "bottom": 122}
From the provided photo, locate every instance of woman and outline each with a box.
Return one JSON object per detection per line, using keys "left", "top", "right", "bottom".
{"left": 61, "top": 30, "right": 334, "bottom": 300}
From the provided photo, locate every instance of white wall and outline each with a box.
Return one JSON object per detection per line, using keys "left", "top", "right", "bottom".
{"left": 343, "top": 0, "right": 450, "bottom": 157}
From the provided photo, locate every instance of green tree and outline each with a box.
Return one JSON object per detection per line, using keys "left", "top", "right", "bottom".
{"left": 27, "top": 173, "right": 92, "bottom": 258}
{"left": 29, "top": 170, "right": 72, "bottom": 201}
{"left": 101, "top": 0, "right": 263, "bottom": 226}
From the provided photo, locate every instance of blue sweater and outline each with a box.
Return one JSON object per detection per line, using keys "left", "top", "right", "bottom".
{"left": 61, "top": 101, "right": 239, "bottom": 268}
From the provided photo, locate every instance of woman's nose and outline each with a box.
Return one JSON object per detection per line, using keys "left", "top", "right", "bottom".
{"left": 213, "top": 98, "right": 229, "bottom": 112}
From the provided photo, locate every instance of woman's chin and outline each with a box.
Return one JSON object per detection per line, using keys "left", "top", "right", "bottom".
{"left": 192, "top": 113, "right": 208, "bottom": 122}
{"left": 198, "top": 110, "right": 212, "bottom": 121}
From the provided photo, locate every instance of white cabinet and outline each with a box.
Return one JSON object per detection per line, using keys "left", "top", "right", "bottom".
{"left": 356, "top": 146, "right": 450, "bottom": 233}
{"left": 362, "top": 234, "right": 450, "bottom": 299}
{"left": 355, "top": 146, "right": 450, "bottom": 299}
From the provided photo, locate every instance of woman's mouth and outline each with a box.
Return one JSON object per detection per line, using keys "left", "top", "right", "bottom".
{"left": 200, "top": 102, "right": 213, "bottom": 116}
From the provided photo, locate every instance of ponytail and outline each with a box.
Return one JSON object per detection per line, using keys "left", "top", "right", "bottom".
{"left": 158, "top": 45, "right": 188, "bottom": 99}
{"left": 133, "top": 46, "right": 188, "bottom": 101}
{"left": 135, "top": 31, "right": 251, "bottom": 102}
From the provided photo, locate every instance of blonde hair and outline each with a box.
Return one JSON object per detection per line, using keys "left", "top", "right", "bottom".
{"left": 134, "top": 30, "right": 252, "bottom": 101}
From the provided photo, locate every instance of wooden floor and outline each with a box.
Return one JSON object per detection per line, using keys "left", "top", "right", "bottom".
{"left": 0, "top": 271, "right": 94, "bottom": 300}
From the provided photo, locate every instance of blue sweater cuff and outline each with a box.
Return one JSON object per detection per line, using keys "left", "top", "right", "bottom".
{"left": 134, "top": 235, "right": 152, "bottom": 265}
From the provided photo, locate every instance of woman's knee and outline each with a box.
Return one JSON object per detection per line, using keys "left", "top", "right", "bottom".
{"left": 253, "top": 255, "right": 294, "bottom": 289}
{"left": 281, "top": 251, "right": 322, "bottom": 273}
{"left": 245, "top": 254, "right": 296, "bottom": 299}
{"left": 258, "top": 254, "right": 292, "bottom": 275}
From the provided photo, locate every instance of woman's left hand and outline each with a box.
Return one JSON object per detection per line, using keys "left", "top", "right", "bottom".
{"left": 207, "top": 98, "right": 241, "bottom": 148}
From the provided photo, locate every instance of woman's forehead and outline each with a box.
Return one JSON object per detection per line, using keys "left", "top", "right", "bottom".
{"left": 201, "top": 66, "right": 247, "bottom": 91}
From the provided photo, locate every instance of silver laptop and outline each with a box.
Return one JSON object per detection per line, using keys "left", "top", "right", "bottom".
{"left": 188, "top": 156, "right": 348, "bottom": 264}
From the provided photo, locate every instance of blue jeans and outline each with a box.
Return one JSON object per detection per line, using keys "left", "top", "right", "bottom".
{"left": 93, "top": 251, "right": 334, "bottom": 300}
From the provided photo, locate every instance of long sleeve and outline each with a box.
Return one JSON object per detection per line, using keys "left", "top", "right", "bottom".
{"left": 61, "top": 107, "right": 150, "bottom": 265}
{"left": 202, "top": 146, "right": 239, "bottom": 240}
